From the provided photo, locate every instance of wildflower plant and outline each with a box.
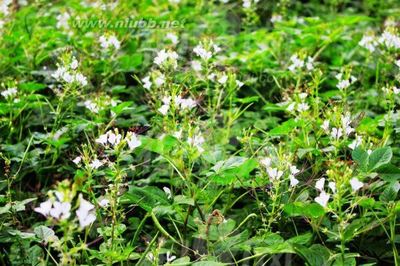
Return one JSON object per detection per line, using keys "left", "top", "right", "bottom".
{"left": 1, "top": 1, "right": 400, "bottom": 266}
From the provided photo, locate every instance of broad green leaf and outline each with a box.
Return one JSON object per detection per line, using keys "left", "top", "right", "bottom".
{"left": 368, "top": 147, "right": 392, "bottom": 172}
{"left": 352, "top": 147, "right": 368, "bottom": 172}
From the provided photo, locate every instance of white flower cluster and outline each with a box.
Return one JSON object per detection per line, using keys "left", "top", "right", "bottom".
{"left": 335, "top": 72, "right": 357, "bottom": 90}
{"left": 187, "top": 132, "right": 205, "bottom": 153}
{"left": 270, "top": 14, "right": 283, "bottom": 24}
{"left": 286, "top": 93, "right": 310, "bottom": 114}
{"left": 359, "top": 29, "right": 400, "bottom": 52}
{"left": 34, "top": 192, "right": 97, "bottom": 229}
{"left": 52, "top": 57, "right": 88, "bottom": 87}
{"left": 1, "top": 87, "right": 17, "bottom": 99}
{"left": 314, "top": 177, "right": 363, "bottom": 207}
{"left": 193, "top": 41, "right": 221, "bottom": 61}
{"left": 154, "top": 49, "right": 179, "bottom": 69}
{"left": 0, "top": 0, "right": 12, "bottom": 15}
{"left": 358, "top": 34, "right": 377, "bottom": 52}
{"left": 259, "top": 157, "right": 300, "bottom": 187}
{"left": 288, "top": 54, "right": 314, "bottom": 73}
{"left": 99, "top": 34, "right": 121, "bottom": 50}
{"left": 158, "top": 95, "right": 197, "bottom": 115}
{"left": 83, "top": 100, "right": 99, "bottom": 113}
{"left": 96, "top": 130, "right": 142, "bottom": 150}
{"left": 378, "top": 30, "right": 400, "bottom": 49}
{"left": 382, "top": 85, "right": 400, "bottom": 95}
{"left": 56, "top": 12, "right": 70, "bottom": 29}
{"left": 321, "top": 113, "right": 355, "bottom": 141}
{"left": 166, "top": 32, "right": 179, "bottom": 45}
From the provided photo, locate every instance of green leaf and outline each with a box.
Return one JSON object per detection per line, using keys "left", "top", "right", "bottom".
{"left": 368, "top": 147, "right": 392, "bottom": 172}
{"left": 19, "top": 82, "right": 46, "bottom": 92}
{"left": 294, "top": 244, "right": 331, "bottom": 266}
{"left": 376, "top": 164, "right": 400, "bottom": 182}
{"left": 352, "top": 147, "right": 368, "bottom": 172}
{"left": 34, "top": 226, "right": 57, "bottom": 243}
{"left": 121, "top": 186, "right": 170, "bottom": 212}
{"left": 379, "top": 181, "right": 400, "bottom": 202}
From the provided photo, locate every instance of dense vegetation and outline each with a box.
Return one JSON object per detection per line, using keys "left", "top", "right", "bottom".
{"left": 1, "top": 0, "right": 400, "bottom": 265}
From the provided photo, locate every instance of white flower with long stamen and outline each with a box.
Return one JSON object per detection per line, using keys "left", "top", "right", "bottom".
{"left": 158, "top": 104, "right": 169, "bottom": 115}
{"left": 50, "top": 201, "right": 71, "bottom": 220}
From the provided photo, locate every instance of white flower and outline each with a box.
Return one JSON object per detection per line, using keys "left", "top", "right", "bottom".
{"left": 99, "top": 35, "right": 120, "bottom": 50}
{"left": 1, "top": 87, "right": 17, "bottom": 99}
{"left": 163, "top": 187, "right": 172, "bottom": 199}
{"left": 180, "top": 98, "right": 197, "bottom": 110}
{"left": 72, "top": 156, "right": 82, "bottom": 165}
{"left": 297, "top": 103, "right": 309, "bottom": 112}
{"left": 142, "top": 76, "right": 152, "bottom": 89}
{"left": 98, "top": 199, "right": 110, "bottom": 207}
{"left": 290, "top": 165, "right": 300, "bottom": 175}
{"left": 70, "top": 58, "right": 79, "bottom": 70}
{"left": 337, "top": 79, "right": 350, "bottom": 90}
{"left": 166, "top": 33, "right": 179, "bottom": 44}
{"left": 271, "top": 14, "right": 282, "bottom": 23}
{"left": 289, "top": 175, "right": 299, "bottom": 187}
{"left": 378, "top": 30, "right": 400, "bottom": 49}
{"left": 187, "top": 134, "right": 205, "bottom": 153}
{"left": 74, "top": 73, "right": 88, "bottom": 86}
{"left": 286, "top": 102, "right": 296, "bottom": 112}
{"left": 236, "top": 80, "right": 244, "bottom": 88}
{"left": 288, "top": 54, "right": 304, "bottom": 72}
{"left": 154, "top": 49, "right": 178, "bottom": 68}
{"left": 76, "top": 195, "right": 96, "bottom": 228}
{"left": 193, "top": 44, "right": 212, "bottom": 61}
{"left": 83, "top": 100, "right": 99, "bottom": 113}
{"left": 34, "top": 199, "right": 53, "bottom": 217}
{"left": 306, "top": 57, "right": 314, "bottom": 71}
{"left": 328, "top": 181, "right": 336, "bottom": 194}
{"left": 49, "top": 201, "right": 71, "bottom": 220}
{"left": 107, "top": 131, "right": 122, "bottom": 146}
{"left": 359, "top": 35, "right": 377, "bottom": 52}
{"left": 349, "top": 178, "right": 363, "bottom": 192}
{"left": 396, "top": 60, "right": 400, "bottom": 68}
{"left": 394, "top": 87, "right": 400, "bottom": 95}
{"left": 127, "top": 133, "right": 141, "bottom": 150}
{"left": 321, "top": 120, "right": 330, "bottom": 132}
{"left": 315, "top": 178, "right": 325, "bottom": 191}
{"left": 191, "top": 60, "right": 202, "bottom": 71}
{"left": 315, "top": 191, "right": 330, "bottom": 207}
{"left": 162, "top": 96, "right": 171, "bottom": 105}
{"left": 158, "top": 104, "right": 169, "bottom": 115}
{"left": 154, "top": 74, "right": 165, "bottom": 87}
{"left": 89, "top": 159, "right": 103, "bottom": 169}
{"left": 173, "top": 129, "right": 183, "bottom": 139}
{"left": 96, "top": 133, "right": 108, "bottom": 145}
{"left": 348, "top": 135, "right": 362, "bottom": 150}
{"left": 267, "top": 167, "right": 283, "bottom": 181}
{"left": 259, "top": 157, "right": 271, "bottom": 168}
{"left": 330, "top": 127, "right": 343, "bottom": 140}
{"left": 213, "top": 44, "right": 222, "bottom": 53}
{"left": 56, "top": 12, "right": 70, "bottom": 29}
{"left": 166, "top": 251, "right": 176, "bottom": 262}
{"left": 218, "top": 74, "right": 228, "bottom": 85}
